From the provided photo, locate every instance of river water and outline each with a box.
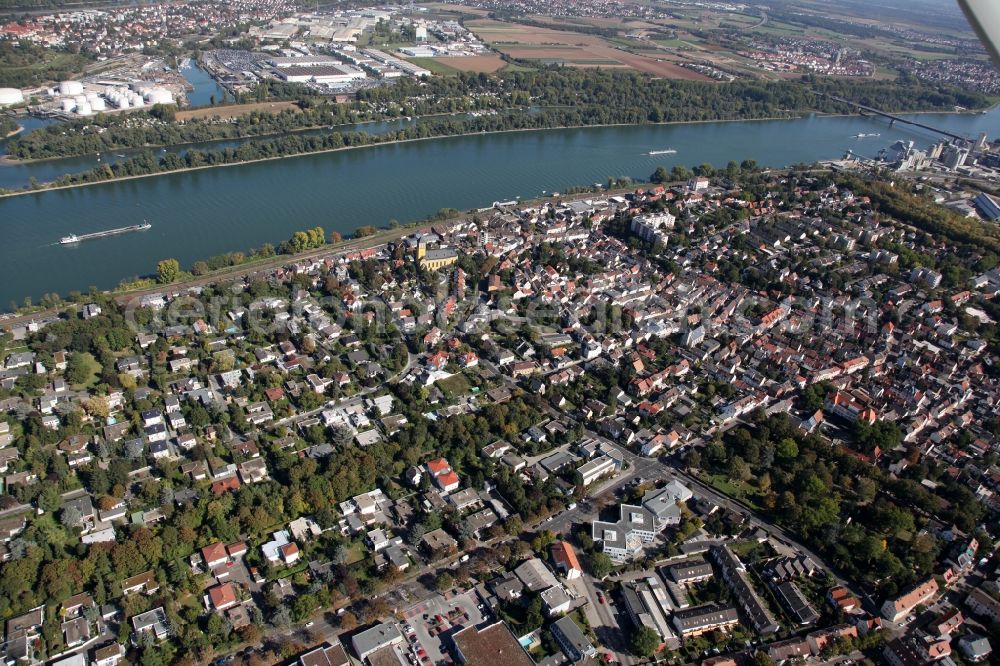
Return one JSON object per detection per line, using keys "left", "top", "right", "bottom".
{"left": 0, "top": 108, "right": 998, "bottom": 308}
{"left": 180, "top": 59, "right": 229, "bottom": 108}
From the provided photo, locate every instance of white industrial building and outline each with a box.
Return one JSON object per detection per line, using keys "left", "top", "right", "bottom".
{"left": 276, "top": 64, "right": 365, "bottom": 85}
{"left": 269, "top": 55, "right": 343, "bottom": 68}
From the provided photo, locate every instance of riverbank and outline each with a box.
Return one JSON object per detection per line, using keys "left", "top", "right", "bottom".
{"left": 0, "top": 181, "right": 650, "bottom": 321}
{"left": 0, "top": 114, "right": 816, "bottom": 198}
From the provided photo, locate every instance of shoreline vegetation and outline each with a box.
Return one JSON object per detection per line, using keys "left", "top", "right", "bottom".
{"left": 0, "top": 67, "right": 989, "bottom": 168}
{"left": 0, "top": 115, "right": 21, "bottom": 139}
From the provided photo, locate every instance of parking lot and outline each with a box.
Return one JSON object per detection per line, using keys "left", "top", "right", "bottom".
{"left": 401, "top": 591, "right": 488, "bottom": 665}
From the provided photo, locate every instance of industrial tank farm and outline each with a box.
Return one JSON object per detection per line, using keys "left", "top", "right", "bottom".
{"left": 47, "top": 82, "right": 173, "bottom": 116}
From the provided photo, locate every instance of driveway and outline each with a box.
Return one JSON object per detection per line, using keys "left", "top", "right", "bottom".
{"left": 568, "top": 576, "right": 635, "bottom": 666}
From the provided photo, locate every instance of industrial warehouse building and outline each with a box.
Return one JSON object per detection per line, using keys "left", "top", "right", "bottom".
{"left": 276, "top": 65, "right": 366, "bottom": 85}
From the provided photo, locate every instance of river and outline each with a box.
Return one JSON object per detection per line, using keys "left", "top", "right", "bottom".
{"left": 0, "top": 108, "right": 998, "bottom": 309}
{"left": 180, "top": 59, "right": 229, "bottom": 108}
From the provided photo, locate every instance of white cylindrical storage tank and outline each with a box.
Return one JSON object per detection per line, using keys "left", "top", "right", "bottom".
{"left": 145, "top": 89, "right": 173, "bottom": 105}
{"left": 90, "top": 98, "right": 106, "bottom": 111}
{"left": 0, "top": 87, "right": 24, "bottom": 106}
{"left": 74, "top": 94, "right": 87, "bottom": 106}
{"left": 61, "top": 98, "right": 76, "bottom": 112}
{"left": 117, "top": 97, "right": 130, "bottom": 109}
{"left": 131, "top": 96, "right": 144, "bottom": 108}
{"left": 59, "top": 80, "right": 83, "bottom": 96}
{"left": 76, "top": 102, "right": 92, "bottom": 115}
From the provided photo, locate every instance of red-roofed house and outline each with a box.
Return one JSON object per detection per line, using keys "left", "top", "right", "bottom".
{"left": 426, "top": 458, "right": 451, "bottom": 477}
{"left": 436, "top": 470, "right": 460, "bottom": 493}
{"left": 826, "top": 586, "right": 859, "bottom": 614}
{"left": 208, "top": 583, "right": 238, "bottom": 612}
{"left": 202, "top": 543, "right": 228, "bottom": 569}
{"left": 426, "top": 351, "right": 449, "bottom": 371}
{"left": 880, "top": 578, "right": 938, "bottom": 622}
{"left": 551, "top": 541, "right": 582, "bottom": 580}
{"left": 826, "top": 391, "right": 878, "bottom": 426}
{"left": 212, "top": 476, "right": 242, "bottom": 495}
{"left": 280, "top": 542, "right": 300, "bottom": 565}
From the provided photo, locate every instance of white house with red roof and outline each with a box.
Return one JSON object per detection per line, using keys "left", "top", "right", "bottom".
{"left": 426, "top": 457, "right": 460, "bottom": 493}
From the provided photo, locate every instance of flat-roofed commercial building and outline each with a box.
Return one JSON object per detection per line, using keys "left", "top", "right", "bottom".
{"left": 277, "top": 65, "right": 366, "bottom": 85}
{"left": 351, "top": 621, "right": 403, "bottom": 661}
{"left": 452, "top": 622, "right": 534, "bottom": 666}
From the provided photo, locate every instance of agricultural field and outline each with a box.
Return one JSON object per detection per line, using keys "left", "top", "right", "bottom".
{"left": 404, "top": 54, "right": 519, "bottom": 75}
{"left": 420, "top": 2, "right": 491, "bottom": 17}
{"left": 466, "top": 19, "right": 710, "bottom": 80}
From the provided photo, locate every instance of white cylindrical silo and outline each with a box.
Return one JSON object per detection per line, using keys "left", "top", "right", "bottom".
{"left": 59, "top": 80, "right": 83, "bottom": 96}
{"left": 76, "top": 101, "right": 92, "bottom": 115}
{"left": 0, "top": 87, "right": 24, "bottom": 106}
{"left": 145, "top": 88, "right": 173, "bottom": 105}
{"left": 61, "top": 98, "right": 76, "bottom": 112}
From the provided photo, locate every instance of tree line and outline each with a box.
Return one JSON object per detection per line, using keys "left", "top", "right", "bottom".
{"left": 7, "top": 65, "right": 991, "bottom": 160}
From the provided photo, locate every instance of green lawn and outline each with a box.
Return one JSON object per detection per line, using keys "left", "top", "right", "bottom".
{"left": 704, "top": 472, "right": 762, "bottom": 510}
{"left": 438, "top": 372, "right": 471, "bottom": 396}
{"left": 500, "top": 62, "right": 537, "bottom": 72}
{"left": 71, "top": 352, "right": 102, "bottom": 390}
{"left": 405, "top": 57, "right": 461, "bottom": 76}
{"left": 343, "top": 541, "right": 367, "bottom": 566}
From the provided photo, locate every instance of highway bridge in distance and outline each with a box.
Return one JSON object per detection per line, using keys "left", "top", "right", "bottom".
{"left": 817, "top": 92, "right": 972, "bottom": 142}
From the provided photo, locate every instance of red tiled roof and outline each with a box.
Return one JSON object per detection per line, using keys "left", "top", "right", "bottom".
{"left": 436, "top": 470, "right": 460, "bottom": 489}
{"left": 211, "top": 476, "right": 241, "bottom": 495}
{"left": 426, "top": 458, "right": 450, "bottom": 476}
{"left": 551, "top": 541, "right": 581, "bottom": 573}
{"left": 202, "top": 542, "right": 227, "bottom": 565}
{"left": 209, "top": 583, "right": 237, "bottom": 610}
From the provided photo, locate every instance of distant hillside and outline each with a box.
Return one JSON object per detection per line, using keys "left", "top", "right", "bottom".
{"left": 770, "top": 0, "right": 973, "bottom": 34}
